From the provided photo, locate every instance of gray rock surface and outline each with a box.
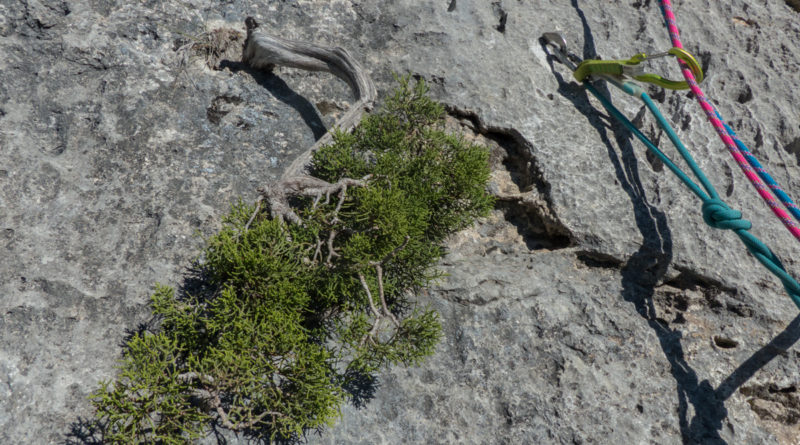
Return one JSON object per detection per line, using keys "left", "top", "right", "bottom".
{"left": 2, "top": 0, "right": 800, "bottom": 443}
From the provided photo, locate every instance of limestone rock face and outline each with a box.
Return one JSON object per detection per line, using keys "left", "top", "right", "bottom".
{"left": 2, "top": 1, "right": 800, "bottom": 443}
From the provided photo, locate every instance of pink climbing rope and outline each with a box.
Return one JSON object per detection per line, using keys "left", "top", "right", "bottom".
{"left": 658, "top": 0, "right": 800, "bottom": 242}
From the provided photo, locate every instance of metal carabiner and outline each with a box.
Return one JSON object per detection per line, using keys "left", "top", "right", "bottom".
{"left": 573, "top": 47, "right": 704, "bottom": 90}
{"left": 541, "top": 32, "right": 579, "bottom": 71}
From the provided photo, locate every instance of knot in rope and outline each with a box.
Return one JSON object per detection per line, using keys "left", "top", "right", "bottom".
{"left": 552, "top": 39, "right": 800, "bottom": 310}
{"left": 700, "top": 199, "right": 800, "bottom": 307}
{"left": 701, "top": 199, "right": 752, "bottom": 231}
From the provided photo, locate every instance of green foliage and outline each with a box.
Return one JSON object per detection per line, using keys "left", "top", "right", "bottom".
{"left": 91, "top": 330, "right": 209, "bottom": 444}
{"left": 90, "top": 77, "right": 493, "bottom": 443}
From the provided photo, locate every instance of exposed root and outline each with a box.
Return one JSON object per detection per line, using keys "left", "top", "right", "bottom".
{"left": 252, "top": 174, "right": 371, "bottom": 227}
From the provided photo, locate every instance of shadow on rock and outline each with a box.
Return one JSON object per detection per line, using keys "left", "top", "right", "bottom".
{"left": 220, "top": 60, "right": 328, "bottom": 141}
{"left": 542, "top": 2, "right": 800, "bottom": 443}
{"left": 64, "top": 417, "right": 105, "bottom": 445}
{"left": 340, "top": 369, "right": 380, "bottom": 409}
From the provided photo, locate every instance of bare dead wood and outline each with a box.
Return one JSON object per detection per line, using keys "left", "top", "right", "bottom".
{"left": 358, "top": 272, "right": 383, "bottom": 321}
{"left": 253, "top": 174, "right": 371, "bottom": 228}
{"left": 242, "top": 17, "right": 377, "bottom": 180}
{"left": 374, "top": 264, "right": 400, "bottom": 327}
{"left": 325, "top": 229, "right": 339, "bottom": 266}
{"left": 241, "top": 17, "right": 377, "bottom": 232}
{"left": 178, "top": 371, "right": 282, "bottom": 430}
{"left": 177, "top": 371, "right": 216, "bottom": 386}
{"left": 357, "top": 236, "right": 411, "bottom": 346}
{"left": 210, "top": 390, "right": 281, "bottom": 430}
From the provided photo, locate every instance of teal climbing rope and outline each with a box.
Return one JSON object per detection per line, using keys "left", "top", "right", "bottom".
{"left": 543, "top": 34, "right": 800, "bottom": 309}
{"left": 658, "top": 0, "right": 800, "bottom": 240}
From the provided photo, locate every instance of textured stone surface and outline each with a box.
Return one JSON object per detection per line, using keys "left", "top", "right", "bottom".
{"left": 2, "top": 0, "right": 800, "bottom": 443}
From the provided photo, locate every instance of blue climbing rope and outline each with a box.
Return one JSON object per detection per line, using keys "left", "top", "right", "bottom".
{"left": 583, "top": 78, "right": 800, "bottom": 308}
{"left": 713, "top": 107, "right": 800, "bottom": 224}
{"left": 542, "top": 33, "right": 800, "bottom": 309}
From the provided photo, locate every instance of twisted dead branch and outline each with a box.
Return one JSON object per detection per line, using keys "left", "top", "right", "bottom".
{"left": 252, "top": 174, "right": 371, "bottom": 227}
{"left": 242, "top": 16, "right": 376, "bottom": 180}
{"left": 241, "top": 17, "right": 377, "bottom": 229}
{"left": 241, "top": 16, "right": 407, "bottom": 351}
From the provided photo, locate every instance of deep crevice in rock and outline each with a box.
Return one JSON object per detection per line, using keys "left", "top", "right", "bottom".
{"left": 653, "top": 266, "right": 754, "bottom": 323}
{"left": 713, "top": 335, "right": 739, "bottom": 349}
{"left": 446, "top": 105, "right": 574, "bottom": 252}
{"left": 206, "top": 95, "right": 243, "bottom": 125}
{"left": 784, "top": 136, "right": 800, "bottom": 166}
{"left": 741, "top": 383, "right": 800, "bottom": 425}
{"left": 491, "top": 2, "right": 508, "bottom": 33}
{"left": 662, "top": 267, "right": 732, "bottom": 293}
{"left": 736, "top": 84, "right": 753, "bottom": 104}
{"left": 575, "top": 250, "right": 624, "bottom": 269}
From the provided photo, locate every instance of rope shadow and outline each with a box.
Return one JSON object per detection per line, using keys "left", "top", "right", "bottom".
{"left": 698, "top": 312, "right": 800, "bottom": 440}
{"left": 542, "top": 3, "right": 800, "bottom": 443}
{"left": 542, "top": 1, "right": 689, "bottom": 442}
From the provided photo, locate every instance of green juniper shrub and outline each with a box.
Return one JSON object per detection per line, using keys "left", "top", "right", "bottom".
{"left": 90, "top": 77, "right": 493, "bottom": 443}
